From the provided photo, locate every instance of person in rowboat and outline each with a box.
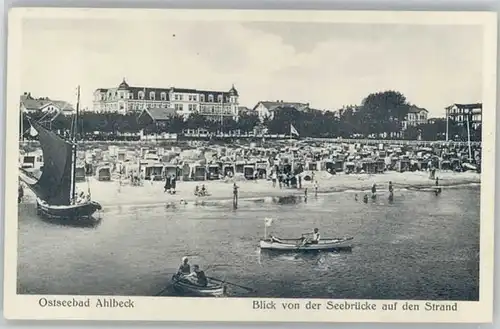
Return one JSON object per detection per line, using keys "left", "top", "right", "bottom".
{"left": 300, "top": 228, "right": 320, "bottom": 245}
{"left": 185, "top": 265, "right": 208, "bottom": 287}
{"left": 177, "top": 257, "right": 191, "bottom": 276}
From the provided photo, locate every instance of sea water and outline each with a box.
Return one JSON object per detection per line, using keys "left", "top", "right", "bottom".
{"left": 17, "top": 186, "right": 480, "bottom": 300}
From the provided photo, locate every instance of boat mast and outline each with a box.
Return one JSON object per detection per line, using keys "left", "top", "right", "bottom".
{"left": 70, "top": 86, "right": 80, "bottom": 203}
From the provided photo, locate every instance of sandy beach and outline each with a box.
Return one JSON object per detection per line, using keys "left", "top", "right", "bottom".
{"left": 21, "top": 170, "right": 480, "bottom": 208}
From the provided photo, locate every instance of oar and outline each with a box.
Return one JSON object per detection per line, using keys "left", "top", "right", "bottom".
{"left": 154, "top": 286, "right": 170, "bottom": 296}
{"left": 207, "top": 276, "right": 256, "bottom": 292}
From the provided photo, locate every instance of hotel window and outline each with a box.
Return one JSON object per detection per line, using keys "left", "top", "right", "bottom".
{"left": 193, "top": 95, "right": 197, "bottom": 102}
{"left": 161, "top": 92, "right": 167, "bottom": 101}
{"left": 129, "top": 93, "right": 134, "bottom": 99}
{"left": 188, "top": 95, "right": 192, "bottom": 101}
{"left": 175, "top": 94, "right": 179, "bottom": 101}
{"left": 218, "top": 95, "right": 223, "bottom": 102}
{"left": 149, "top": 92, "right": 155, "bottom": 100}
{"left": 193, "top": 104, "right": 197, "bottom": 111}
{"left": 138, "top": 91, "right": 144, "bottom": 100}
{"left": 200, "top": 95, "right": 205, "bottom": 102}
{"left": 208, "top": 95, "right": 214, "bottom": 102}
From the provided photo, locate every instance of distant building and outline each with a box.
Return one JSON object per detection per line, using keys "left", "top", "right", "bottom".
{"left": 446, "top": 103, "right": 482, "bottom": 129}
{"left": 402, "top": 105, "right": 428, "bottom": 130}
{"left": 253, "top": 100, "right": 310, "bottom": 121}
{"left": 93, "top": 79, "right": 240, "bottom": 120}
{"left": 137, "top": 107, "right": 177, "bottom": 126}
{"left": 20, "top": 92, "right": 75, "bottom": 120}
{"left": 238, "top": 106, "right": 253, "bottom": 116}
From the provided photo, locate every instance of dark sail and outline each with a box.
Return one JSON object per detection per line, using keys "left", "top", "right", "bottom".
{"left": 28, "top": 121, "right": 74, "bottom": 205}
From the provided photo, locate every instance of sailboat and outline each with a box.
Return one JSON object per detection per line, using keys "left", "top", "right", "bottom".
{"left": 20, "top": 86, "right": 102, "bottom": 223}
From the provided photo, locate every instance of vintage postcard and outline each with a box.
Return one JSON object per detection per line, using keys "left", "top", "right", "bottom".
{"left": 3, "top": 8, "right": 497, "bottom": 322}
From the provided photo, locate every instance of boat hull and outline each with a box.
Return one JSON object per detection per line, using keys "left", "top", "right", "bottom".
{"left": 36, "top": 198, "right": 102, "bottom": 223}
{"left": 260, "top": 236, "right": 353, "bottom": 252}
{"left": 171, "top": 276, "right": 225, "bottom": 297}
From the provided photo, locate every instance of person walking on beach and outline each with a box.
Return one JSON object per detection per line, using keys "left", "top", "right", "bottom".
{"left": 18, "top": 183, "right": 24, "bottom": 204}
{"left": 304, "top": 188, "right": 308, "bottom": 203}
{"left": 298, "top": 175, "right": 302, "bottom": 189}
{"left": 371, "top": 183, "right": 377, "bottom": 199}
{"left": 164, "top": 175, "right": 171, "bottom": 193}
{"left": 271, "top": 171, "right": 277, "bottom": 188}
{"left": 233, "top": 182, "right": 239, "bottom": 209}
{"left": 171, "top": 175, "right": 177, "bottom": 194}
{"left": 313, "top": 181, "right": 318, "bottom": 197}
{"left": 388, "top": 181, "right": 393, "bottom": 193}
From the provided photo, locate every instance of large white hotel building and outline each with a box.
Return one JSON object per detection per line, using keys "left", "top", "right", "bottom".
{"left": 92, "top": 79, "right": 240, "bottom": 119}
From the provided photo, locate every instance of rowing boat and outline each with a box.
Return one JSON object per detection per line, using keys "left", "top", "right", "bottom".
{"left": 260, "top": 236, "right": 353, "bottom": 251}
{"left": 171, "top": 275, "right": 226, "bottom": 297}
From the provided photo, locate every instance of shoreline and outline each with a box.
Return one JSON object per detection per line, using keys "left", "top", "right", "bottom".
{"left": 21, "top": 170, "right": 481, "bottom": 208}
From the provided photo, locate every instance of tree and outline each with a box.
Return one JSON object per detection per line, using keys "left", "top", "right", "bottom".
{"left": 186, "top": 113, "right": 207, "bottom": 130}
{"left": 237, "top": 113, "right": 259, "bottom": 133}
{"left": 358, "top": 90, "right": 410, "bottom": 135}
{"left": 266, "top": 106, "right": 302, "bottom": 134}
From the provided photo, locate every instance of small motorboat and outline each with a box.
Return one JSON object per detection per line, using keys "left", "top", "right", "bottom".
{"left": 171, "top": 275, "right": 226, "bottom": 297}
{"left": 259, "top": 236, "right": 353, "bottom": 252}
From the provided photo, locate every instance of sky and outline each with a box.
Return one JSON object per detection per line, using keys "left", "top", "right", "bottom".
{"left": 19, "top": 17, "right": 483, "bottom": 117}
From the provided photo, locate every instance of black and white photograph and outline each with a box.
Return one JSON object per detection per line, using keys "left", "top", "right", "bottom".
{"left": 4, "top": 8, "right": 496, "bottom": 322}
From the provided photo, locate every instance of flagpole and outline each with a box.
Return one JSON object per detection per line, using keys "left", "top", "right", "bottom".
{"left": 20, "top": 101, "right": 23, "bottom": 142}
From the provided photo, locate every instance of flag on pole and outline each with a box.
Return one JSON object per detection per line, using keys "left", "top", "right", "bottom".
{"left": 29, "top": 125, "right": 38, "bottom": 137}
{"left": 290, "top": 124, "right": 299, "bottom": 137}
{"left": 264, "top": 217, "right": 273, "bottom": 227}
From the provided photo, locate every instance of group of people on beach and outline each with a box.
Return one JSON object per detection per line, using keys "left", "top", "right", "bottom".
{"left": 354, "top": 176, "right": 442, "bottom": 203}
